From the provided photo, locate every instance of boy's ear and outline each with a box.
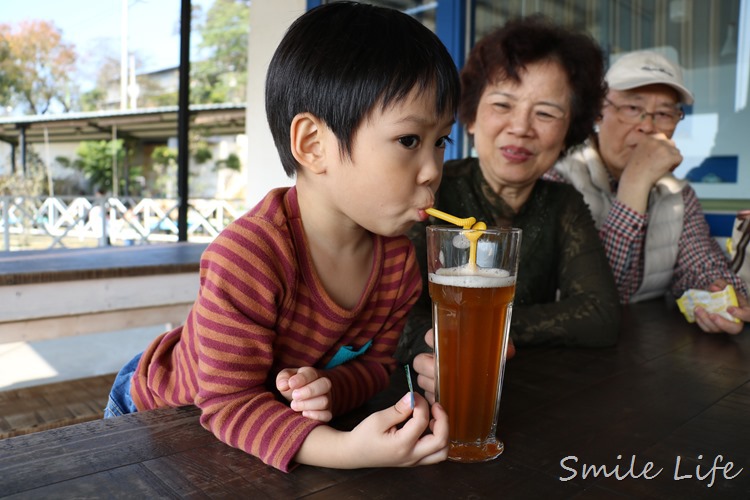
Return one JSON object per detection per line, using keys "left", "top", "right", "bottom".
{"left": 290, "top": 113, "right": 327, "bottom": 174}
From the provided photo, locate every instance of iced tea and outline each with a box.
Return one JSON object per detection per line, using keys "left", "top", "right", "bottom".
{"left": 427, "top": 225, "right": 521, "bottom": 462}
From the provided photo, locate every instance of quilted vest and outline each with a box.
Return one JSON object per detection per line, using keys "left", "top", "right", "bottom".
{"left": 554, "top": 141, "right": 686, "bottom": 302}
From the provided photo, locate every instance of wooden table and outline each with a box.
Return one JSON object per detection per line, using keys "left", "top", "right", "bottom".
{"left": 0, "top": 243, "right": 206, "bottom": 342}
{"left": 1, "top": 300, "right": 748, "bottom": 498}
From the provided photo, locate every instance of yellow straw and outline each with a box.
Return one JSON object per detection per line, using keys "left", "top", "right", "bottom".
{"left": 465, "top": 222, "right": 486, "bottom": 268}
{"left": 425, "top": 208, "right": 475, "bottom": 229}
{"left": 426, "top": 208, "right": 486, "bottom": 267}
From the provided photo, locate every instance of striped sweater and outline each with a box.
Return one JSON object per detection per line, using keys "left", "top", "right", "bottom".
{"left": 130, "top": 186, "right": 422, "bottom": 472}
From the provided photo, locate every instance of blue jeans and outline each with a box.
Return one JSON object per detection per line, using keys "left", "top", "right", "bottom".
{"left": 104, "top": 352, "right": 142, "bottom": 418}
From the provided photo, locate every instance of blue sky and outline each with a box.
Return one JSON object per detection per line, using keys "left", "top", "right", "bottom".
{"left": 3, "top": 0, "right": 215, "bottom": 88}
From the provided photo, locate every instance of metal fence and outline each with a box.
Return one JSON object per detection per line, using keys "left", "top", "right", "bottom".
{"left": 0, "top": 196, "right": 247, "bottom": 251}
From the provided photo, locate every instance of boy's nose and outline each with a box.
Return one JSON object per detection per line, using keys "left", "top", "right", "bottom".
{"left": 418, "top": 155, "right": 442, "bottom": 185}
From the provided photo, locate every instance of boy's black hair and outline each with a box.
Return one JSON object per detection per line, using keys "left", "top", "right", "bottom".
{"left": 266, "top": 1, "right": 460, "bottom": 176}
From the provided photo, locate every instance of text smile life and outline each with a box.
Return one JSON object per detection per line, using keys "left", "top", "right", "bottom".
{"left": 559, "top": 454, "right": 743, "bottom": 487}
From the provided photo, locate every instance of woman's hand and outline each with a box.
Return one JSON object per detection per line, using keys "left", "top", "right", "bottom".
{"left": 294, "top": 392, "right": 449, "bottom": 468}
{"left": 413, "top": 350, "right": 436, "bottom": 404}
{"left": 694, "top": 279, "right": 749, "bottom": 335}
{"left": 276, "top": 366, "right": 333, "bottom": 422}
{"left": 413, "top": 329, "right": 516, "bottom": 404}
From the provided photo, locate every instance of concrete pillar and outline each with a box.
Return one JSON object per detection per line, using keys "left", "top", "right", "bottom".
{"left": 245, "top": 0, "right": 305, "bottom": 207}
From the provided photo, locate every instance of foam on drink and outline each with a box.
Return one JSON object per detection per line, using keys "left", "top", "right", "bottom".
{"left": 430, "top": 265, "right": 515, "bottom": 288}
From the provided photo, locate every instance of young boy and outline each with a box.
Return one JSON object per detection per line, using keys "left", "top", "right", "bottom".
{"left": 105, "top": 2, "right": 460, "bottom": 472}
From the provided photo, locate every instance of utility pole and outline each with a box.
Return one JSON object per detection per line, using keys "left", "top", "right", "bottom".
{"left": 128, "top": 55, "right": 139, "bottom": 109}
{"left": 120, "top": 0, "right": 128, "bottom": 110}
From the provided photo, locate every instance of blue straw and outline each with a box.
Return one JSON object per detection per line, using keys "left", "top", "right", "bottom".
{"left": 404, "top": 364, "right": 415, "bottom": 409}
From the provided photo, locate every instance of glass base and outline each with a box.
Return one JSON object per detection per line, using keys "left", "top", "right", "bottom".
{"left": 447, "top": 439, "right": 504, "bottom": 463}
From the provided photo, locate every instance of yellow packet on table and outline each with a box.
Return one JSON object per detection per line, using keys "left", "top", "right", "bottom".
{"left": 676, "top": 285, "right": 740, "bottom": 323}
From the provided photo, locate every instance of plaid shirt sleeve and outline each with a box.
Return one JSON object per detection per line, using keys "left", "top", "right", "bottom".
{"left": 670, "top": 187, "right": 749, "bottom": 298}
{"left": 599, "top": 200, "right": 648, "bottom": 303}
{"left": 541, "top": 168, "right": 566, "bottom": 183}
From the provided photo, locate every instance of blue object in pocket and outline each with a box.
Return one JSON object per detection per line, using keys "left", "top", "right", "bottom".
{"left": 325, "top": 340, "right": 373, "bottom": 369}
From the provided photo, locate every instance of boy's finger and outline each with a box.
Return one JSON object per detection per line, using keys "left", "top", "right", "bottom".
{"left": 391, "top": 393, "right": 424, "bottom": 429}
{"left": 275, "top": 369, "right": 294, "bottom": 391}
{"left": 291, "top": 394, "right": 329, "bottom": 411}
{"left": 289, "top": 366, "right": 317, "bottom": 389}
{"left": 394, "top": 392, "right": 415, "bottom": 416}
{"left": 413, "top": 446, "right": 449, "bottom": 466}
{"left": 292, "top": 376, "right": 331, "bottom": 400}
{"left": 412, "top": 402, "right": 449, "bottom": 462}
{"left": 428, "top": 402, "right": 449, "bottom": 437}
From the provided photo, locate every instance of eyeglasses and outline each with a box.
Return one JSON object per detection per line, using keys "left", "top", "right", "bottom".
{"left": 604, "top": 98, "right": 685, "bottom": 129}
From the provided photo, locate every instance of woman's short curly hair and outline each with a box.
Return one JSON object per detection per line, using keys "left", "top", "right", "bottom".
{"left": 459, "top": 15, "right": 606, "bottom": 154}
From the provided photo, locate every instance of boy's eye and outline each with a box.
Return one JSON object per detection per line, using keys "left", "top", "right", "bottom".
{"left": 398, "top": 135, "right": 420, "bottom": 149}
{"left": 435, "top": 135, "right": 454, "bottom": 149}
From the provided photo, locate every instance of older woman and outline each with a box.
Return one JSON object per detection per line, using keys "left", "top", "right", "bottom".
{"left": 396, "top": 16, "right": 620, "bottom": 390}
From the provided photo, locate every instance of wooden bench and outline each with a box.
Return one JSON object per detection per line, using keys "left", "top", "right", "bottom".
{"left": 0, "top": 243, "right": 207, "bottom": 438}
{"left": 0, "top": 373, "right": 116, "bottom": 439}
{"left": 0, "top": 243, "right": 206, "bottom": 342}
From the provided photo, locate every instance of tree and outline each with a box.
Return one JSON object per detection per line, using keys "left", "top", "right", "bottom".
{"left": 60, "top": 1, "right": 251, "bottom": 111}
{"left": 79, "top": 49, "right": 179, "bottom": 111}
{"left": 0, "top": 34, "right": 16, "bottom": 107}
{"left": 0, "top": 20, "right": 78, "bottom": 114}
{"left": 70, "top": 140, "right": 126, "bottom": 193}
{"left": 79, "top": 54, "right": 120, "bottom": 111}
{"left": 191, "top": 0, "right": 250, "bottom": 104}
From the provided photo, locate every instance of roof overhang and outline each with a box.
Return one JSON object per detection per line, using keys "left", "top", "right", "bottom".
{"left": 0, "top": 103, "right": 246, "bottom": 145}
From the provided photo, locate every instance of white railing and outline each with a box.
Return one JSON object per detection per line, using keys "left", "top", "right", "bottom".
{"left": 0, "top": 196, "right": 247, "bottom": 251}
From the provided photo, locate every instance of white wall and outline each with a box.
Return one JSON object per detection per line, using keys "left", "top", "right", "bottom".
{"left": 245, "top": 0, "right": 306, "bottom": 207}
{"left": 0, "top": 141, "right": 86, "bottom": 192}
{"left": 0, "top": 143, "right": 12, "bottom": 175}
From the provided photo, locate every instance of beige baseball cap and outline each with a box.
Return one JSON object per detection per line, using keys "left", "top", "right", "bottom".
{"left": 606, "top": 50, "right": 694, "bottom": 105}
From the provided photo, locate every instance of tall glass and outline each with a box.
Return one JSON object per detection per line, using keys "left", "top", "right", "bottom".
{"left": 427, "top": 225, "right": 521, "bottom": 463}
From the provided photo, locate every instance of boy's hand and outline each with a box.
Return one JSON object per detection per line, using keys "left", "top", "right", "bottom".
{"left": 694, "top": 279, "right": 749, "bottom": 335}
{"left": 294, "top": 392, "right": 449, "bottom": 468}
{"left": 276, "top": 366, "right": 333, "bottom": 422}
{"left": 343, "top": 392, "right": 449, "bottom": 467}
{"left": 413, "top": 329, "right": 516, "bottom": 404}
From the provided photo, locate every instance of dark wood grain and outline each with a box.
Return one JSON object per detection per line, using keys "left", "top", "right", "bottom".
{"left": 0, "top": 243, "right": 207, "bottom": 285}
{"left": 1, "top": 300, "right": 748, "bottom": 498}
